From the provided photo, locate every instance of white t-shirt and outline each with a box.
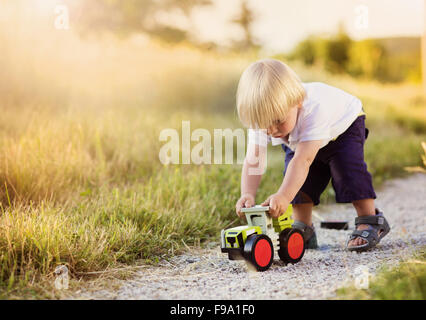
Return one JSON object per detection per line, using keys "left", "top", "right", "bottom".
{"left": 248, "top": 82, "right": 363, "bottom": 151}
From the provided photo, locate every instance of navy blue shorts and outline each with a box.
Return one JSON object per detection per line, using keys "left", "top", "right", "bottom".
{"left": 282, "top": 115, "right": 376, "bottom": 206}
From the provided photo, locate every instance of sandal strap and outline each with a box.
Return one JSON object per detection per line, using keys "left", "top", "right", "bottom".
{"left": 355, "top": 215, "right": 385, "bottom": 226}
{"left": 349, "top": 228, "right": 379, "bottom": 242}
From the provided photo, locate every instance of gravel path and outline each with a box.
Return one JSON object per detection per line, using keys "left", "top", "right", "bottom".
{"left": 75, "top": 173, "right": 426, "bottom": 300}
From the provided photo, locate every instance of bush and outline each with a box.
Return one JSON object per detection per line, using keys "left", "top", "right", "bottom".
{"left": 288, "top": 30, "right": 420, "bottom": 83}
{"left": 347, "top": 39, "right": 387, "bottom": 80}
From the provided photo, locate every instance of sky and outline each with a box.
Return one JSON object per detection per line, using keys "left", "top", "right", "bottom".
{"left": 190, "top": 0, "right": 425, "bottom": 53}
{"left": 2, "top": 0, "right": 424, "bottom": 54}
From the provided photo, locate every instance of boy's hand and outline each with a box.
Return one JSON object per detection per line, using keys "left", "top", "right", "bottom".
{"left": 235, "top": 194, "right": 255, "bottom": 217}
{"left": 261, "top": 193, "right": 290, "bottom": 218}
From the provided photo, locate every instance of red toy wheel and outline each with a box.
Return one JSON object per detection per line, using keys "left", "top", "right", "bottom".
{"left": 243, "top": 234, "right": 274, "bottom": 271}
{"left": 278, "top": 228, "right": 305, "bottom": 264}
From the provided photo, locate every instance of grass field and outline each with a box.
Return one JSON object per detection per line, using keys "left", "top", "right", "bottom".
{"left": 0, "top": 20, "right": 425, "bottom": 297}
{"left": 337, "top": 249, "right": 426, "bottom": 300}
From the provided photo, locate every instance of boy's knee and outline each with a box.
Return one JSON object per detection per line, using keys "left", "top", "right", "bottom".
{"left": 293, "top": 198, "right": 314, "bottom": 213}
{"left": 293, "top": 191, "right": 314, "bottom": 205}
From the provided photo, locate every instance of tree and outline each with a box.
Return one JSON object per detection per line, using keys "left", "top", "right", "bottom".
{"left": 347, "top": 39, "right": 387, "bottom": 79}
{"left": 72, "top": 0, "right": 212, "bottom": 42}
{"left": 323, "top": 25, "right": 352, "bottom": 73}
{"left": 230, "top": 0, "right": 259, "bottom": 50}
{"left": 289, "top": 37, "right": 318, "bottom": 65}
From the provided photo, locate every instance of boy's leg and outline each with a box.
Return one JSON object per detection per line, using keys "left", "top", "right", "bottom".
{"left": 281, "top": 144, "right": 329, "bottom": 249}
{"left": 325, "top": 116, "right": 379, "bottom": 249}
{"left": 293, "top": 200, "right": 318, "bottom": 249}
{"left": 349, "top": 198, "right": 376, "bottom": 247}
{"left": 292, "top": 202, "right": 314, "bottom": 226}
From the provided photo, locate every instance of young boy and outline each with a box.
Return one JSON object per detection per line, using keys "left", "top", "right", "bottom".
{"left": 235, "top": 59, "right": 390, "bottom": 252}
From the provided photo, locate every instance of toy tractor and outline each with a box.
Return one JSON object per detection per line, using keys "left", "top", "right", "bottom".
{"left": 220, "top": 205, "right": 305, "bottom": 271}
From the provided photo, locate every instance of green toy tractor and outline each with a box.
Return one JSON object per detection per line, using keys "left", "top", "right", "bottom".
{"left": 220, "top": 205, "right": 305, "bottom": 271}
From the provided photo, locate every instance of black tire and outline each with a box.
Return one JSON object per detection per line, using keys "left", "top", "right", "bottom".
{"left": 243, "top": 234, "right": 274, "bottom": 271}
{"left": 278, "top": 228, "right": 305, "bottom": 264}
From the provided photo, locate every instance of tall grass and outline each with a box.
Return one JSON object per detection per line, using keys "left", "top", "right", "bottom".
{"left": 0, "top": 166, "right": 241, "bottom": 285}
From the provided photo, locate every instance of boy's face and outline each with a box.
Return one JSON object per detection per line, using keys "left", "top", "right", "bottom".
{"left": 267, "top": 104, "right": 300, "bottom": 139}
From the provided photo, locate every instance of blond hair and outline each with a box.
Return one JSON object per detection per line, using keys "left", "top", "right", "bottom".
{"left": 236, "top": 59, "right": 306, "bottom": 129}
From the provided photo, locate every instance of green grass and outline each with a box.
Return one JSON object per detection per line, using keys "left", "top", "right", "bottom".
{"left": 337, "top": 249, "right": 426, "bottom": 300}
{"left": 0, "top": 166, "right": 237, "bottom": 280}
{"left": 0, "top": 162, "right": 283, "bottom": 297}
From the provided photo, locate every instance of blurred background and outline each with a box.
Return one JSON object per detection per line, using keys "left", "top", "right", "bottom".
{"left": 0, "top": 0, "right": 425, "bottom": 295}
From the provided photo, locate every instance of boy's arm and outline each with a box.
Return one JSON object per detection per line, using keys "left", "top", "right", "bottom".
{"left": 241, "top": 143, "right": 267, "bottom": 195}
{"left": 236, "top": 144, "right": 267, "bottom": 216}
{"left": 262, "top": 140, "right": 323, "bottom": 217}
